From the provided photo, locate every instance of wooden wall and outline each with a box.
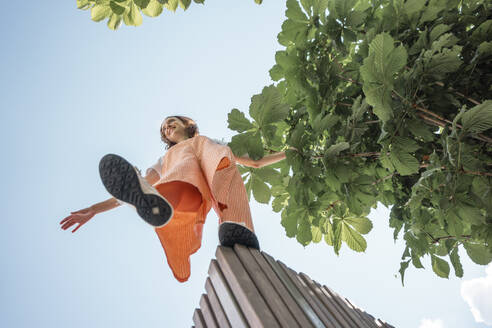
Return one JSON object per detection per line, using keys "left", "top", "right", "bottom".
{"left": 192, "top": 245, "right": 394, "bottom": 328}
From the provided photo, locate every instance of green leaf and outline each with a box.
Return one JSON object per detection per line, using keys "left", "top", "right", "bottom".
{"left": 312, "top": 113, "right": 338, "bottom": 133}
{"left": 403, "top": 0, "right": 426, "bottom": 15}
{"left": 399, "top": 260, "right": 410, "bottom": 286}
{"left": 379, "top": 150, "right": 394, "bottom": 172}
{"left": 341, "top": 222, "right": 367, "bottom": 252}
{"left": 179, "top": 0, "right": 191, "bottom": 9}
{"left": 228, "top": 108, "right": 255, "bottom": 132}
{"left": 278, "top": 17, "right": 309, "bottom": 46}
{"left": 431, "top": 254, "right": 450, "bottom": 278}
{"left": 361, "top": 83, "right": 393, "bottom": 122}
{"left": 353, "top": 0, "right": 370, "bottom": 11}
{"left": 246, "top": 132, "right": 264, "bottom": 160}
{"left": 297, "top": 219, "right": 313, "bottom": 246}
{"left": 360, "top": 33, "right": 407, "bottom": 122}
{"left": 230, "top": 131, "right": 263, "bottom": 160}
{"left": 450, "top": 248, "right": 463, "bottom": 278}
{"left": 312, "top": 225, "right": 323, "bottom": 243}
{"left": 346, "top": 10, "right": 366, "bottom": 27}
{"left": 472, "top": 177, "right": 490, "bottom": 200}
{"left": 252, "top": 175, "right": 271, "bottom": 204}
{"left": 393, "top": 137, "right": 420, "bottom": 152}
{"left": 456, "top": 205, "right": 485, "bottom": 225}
{"left": 286, "top": 0, "right": 308, "bottom": 22}
{"left": 389, "top": 148, "right": 419, "bottom": 176}
{"left": 77, "top": 0, "right": 91, "bottom": 10}
{"left": 423, "top": 45, "right": 463, "bottom": 75}
{"left": 134, "top": 0, "right": 151, "bottom": 9}
{"left": 411, "top": 250, "right": 424, "bottom": 269}
{"left": 110, "top": 1, "right": 126, "bottom": 15}
{"left": 471, "top": 20, "right": 492, "bottom": 43}
{"left": 249, "top": 85, "right": 289, "bottom": 127}
{"left": 281, "top": 208, "right": 298, "bottom": 237}
{"left": 142, "top": 0, "right": 163, "bottom": 16}
{"left": 463, "top": 242, "right": 492, "bottom": 265}
{"left": 429, "top": 24, "right": 451, "bottom": 43}
{"left": 165, "top": 0, "right": 179, "bottom": 11}
{"left": 344, "top": 216, "right": 373, "bottom": 234}
{"left": 407, "top": 119, "right": 436, "bottom": 142}
{"left": 419, "top": 0, "right": 445, "bottom": 24}
{"left": 326, "top": 142, "right": 350, "bottom": 157}
{"left": 253, "top": 167, "right": 281, "bottom": 185}
{"left": 123, "top": 2, "right": 143, "bottom": 25}
{"left": 477, "top": 41, "right": 492, "bottom": 58}
{"left": 461, "top": 100, "right": 492, "bottom": 134}
{"left": 269, "top": 64, "right": 284, "bottom": 81}
{"left": 334, "top": 0, "right": 356, "bottom": 19}
{"left": 272, "top": 194, "right": 289, "bottom": 212}
{"left": 333, "top": 220, "right": 343, "bottom": 254}
{"left": 324, "top": 220, "right": 334, "bottom": 246}
{"left": 107, "top": 13, "right": 122, "bottom": 29}
{"left": 91, "top": 4, "right": 112, "bottom": 22}
{"left": 229, "top": 132, "right": 251, "bottom": 157}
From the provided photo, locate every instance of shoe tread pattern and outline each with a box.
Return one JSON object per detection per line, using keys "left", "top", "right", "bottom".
{"left": 219, "top": 222, "right": 260, "bottom": 250}
{"left": 99, "top": 154, "right": 172, "bottom": 227}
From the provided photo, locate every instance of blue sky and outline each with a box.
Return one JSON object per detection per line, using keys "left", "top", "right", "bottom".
{"left": 0, "top": 1, "right": 490, "bottom": 327}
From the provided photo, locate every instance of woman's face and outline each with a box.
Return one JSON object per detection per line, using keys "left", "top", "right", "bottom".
{"left": 161, "top": 117, "right": 188, "bottom": 143}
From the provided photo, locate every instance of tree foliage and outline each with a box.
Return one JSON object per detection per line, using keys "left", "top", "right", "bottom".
{"left": 226, "top": 0, "right": 492, "bottom": 283}
{"left": 76, "top": 0, "right": 262, "bottom": 30}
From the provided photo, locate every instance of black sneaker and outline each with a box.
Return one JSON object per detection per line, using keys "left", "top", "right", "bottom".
{"left": 99, "top": 154, "right": 173, "bottom": 228}
{"left": 218, "top": 222, "right": 260, "bottom": 250}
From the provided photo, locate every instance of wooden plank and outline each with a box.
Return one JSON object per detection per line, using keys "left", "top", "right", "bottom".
{"left": 299, "top": 273, "right": 353, "bottom": 328}
{"left": 200, "top": 294, "right": 219, "bottom": 328}
{"left": 205, "top": 278, "right": 231, "bottom": 328}
{"left": 193, "top": 309, "right": 206, "bottom": 328}
{"left": 344, "top": 298, "right": 381, "bottom": 328}
{"left": 208, "top": 259, "right": 248, "bottom": 328}
{"left": 215, "top": 246, "right": 280, "bottom": 328}
{"left": 341, "top": 297, "right": 372, "bottom": 327}
{"left": 343, "top": 297, "right": 379, "bottom": 328}
{"left": 234, "top": 245, "right": 300, "bottom": 328}
{"left": 262, "top": 252, "right": 324, "bottom": 328}
{"left": 278, "top": 262, "right": 340, "bottom": 328}
{"left": 250, "top": 249, "right": 314, "bottom": 328}
{"left": 323, "top": 286, "right": 373, "bottom": 328}
{"left": 316, "top": 282, "right": 363, "bottom": 328}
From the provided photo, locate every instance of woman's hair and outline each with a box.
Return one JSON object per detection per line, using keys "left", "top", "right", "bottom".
{"left": 160, "top": 115, "right": 199, "bottom": 149}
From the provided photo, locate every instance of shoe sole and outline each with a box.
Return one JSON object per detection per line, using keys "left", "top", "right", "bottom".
{"left": 219, "top": 222, "right": 260, "bottom": 250}
{"left": 99, "top": 154, "right": 173, "bottom": 228}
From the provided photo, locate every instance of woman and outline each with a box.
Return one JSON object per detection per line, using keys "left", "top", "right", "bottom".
{"left": 60, "top": 115, "right": 288, "bottom": 282}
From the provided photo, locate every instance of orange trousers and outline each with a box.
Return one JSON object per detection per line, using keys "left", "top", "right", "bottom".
{"left": 153, "top": 157, "right": 254, "bottom": 282}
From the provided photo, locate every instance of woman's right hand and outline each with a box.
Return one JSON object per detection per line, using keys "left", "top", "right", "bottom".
{"left": 59, "top": 207, "right": 97, "bottom": 233}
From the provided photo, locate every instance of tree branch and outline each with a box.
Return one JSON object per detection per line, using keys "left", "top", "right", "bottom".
{"left": 393, "top": 90, "right": 492, "bottom": 144}
{"left": 372, "top": 173, "right": 396, "bottom": 185}
{"left": 461, "top": 170, "right": 492, "bottom": 177}
{"left": 313, "top": 151, "right": 382, "bottom": 159}
{"left": 434, "top": 81, "right": 481, "bottom": 106}
{"left": 336, "top": 102, "right": 353, "bottom": 107}
{"left": 337, "top": 74, "right": 361, "bottom": 85}
{"left": 432, "top": 235, "right": 472, "bottom": 244}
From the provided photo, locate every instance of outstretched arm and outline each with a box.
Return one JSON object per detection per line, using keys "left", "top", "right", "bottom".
{"left": 60, "top": 169, "right": 160, "bottom": 233}
{"left": 234, "top": 151, "right": 287, "bottom": 168}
